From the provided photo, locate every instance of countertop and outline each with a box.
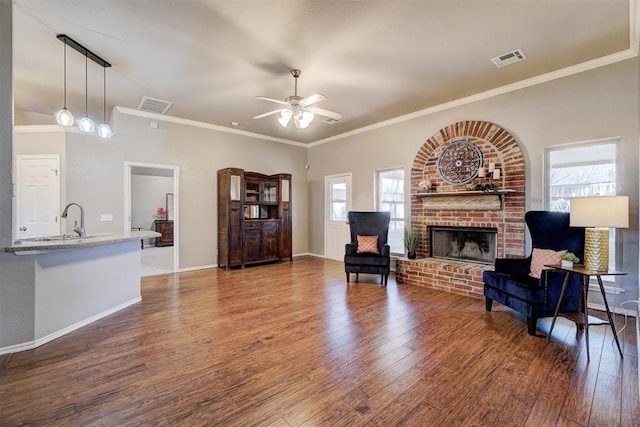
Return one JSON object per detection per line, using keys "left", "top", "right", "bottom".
{"left": 6, "top": 230, "right": 161, "bottom": 254}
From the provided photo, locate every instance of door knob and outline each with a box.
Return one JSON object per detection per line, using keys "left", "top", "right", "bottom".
{"left": 19, "top": 226, "right": 27, "bottom": 231}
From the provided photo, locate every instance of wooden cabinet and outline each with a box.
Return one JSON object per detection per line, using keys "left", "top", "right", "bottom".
{"left": 153, "top": 220, "right": 174, "bottom": 247}
{"left": 218, "top": 168, "right": 292, "bottom": 269}
{"left": 243, "top": 220, "right": 280, "bottom": 263}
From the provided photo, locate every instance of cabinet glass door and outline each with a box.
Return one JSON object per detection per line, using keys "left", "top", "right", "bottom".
{"left": 230, "top": 175, "right": 241, "bottom": 201}
{"left": 263, "top": 183, "right": 277, "bottom": 202}
{"left": 281, "top": 179, "right": 290, "bottom": 202}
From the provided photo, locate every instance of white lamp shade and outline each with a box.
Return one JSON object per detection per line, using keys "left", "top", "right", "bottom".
{"left": 279, "top": 108, "right": 292, "bottom": 127}
{"left": 570, "top": 195, "right": 629, "bottom": 228}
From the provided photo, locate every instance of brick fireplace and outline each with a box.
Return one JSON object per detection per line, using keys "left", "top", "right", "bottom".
{"left": 396, "top": 120, "right": 526, "bottom": 299}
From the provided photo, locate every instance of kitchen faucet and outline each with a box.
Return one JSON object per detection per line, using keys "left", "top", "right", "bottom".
{"left": 61, "top": 202, "right": 85, "bottom": 237}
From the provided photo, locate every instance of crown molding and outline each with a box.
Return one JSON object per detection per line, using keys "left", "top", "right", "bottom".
{"left": 309, "top": 49, "right": 638, "bottom": 147}
{"left": 14, "top": 125, "right": 65, "bottom": 133}
{"left": 114, "top": 106, "right": 308, "bottom": 148}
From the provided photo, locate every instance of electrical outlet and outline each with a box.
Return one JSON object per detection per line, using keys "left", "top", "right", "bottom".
{"left": 100, "top": 213, "right": 113, "bottom": 222}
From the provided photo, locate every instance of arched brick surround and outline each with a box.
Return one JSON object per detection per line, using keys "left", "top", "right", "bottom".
{"left": 397, "top": 120, "right": 526, "bottom": 298}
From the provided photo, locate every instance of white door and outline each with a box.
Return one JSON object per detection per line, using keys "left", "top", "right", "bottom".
{"left": 16, "top": 155, "right": 60, "bottom": 238}
{"left": 324, "top": 174, "right": 352, "bottom": 261}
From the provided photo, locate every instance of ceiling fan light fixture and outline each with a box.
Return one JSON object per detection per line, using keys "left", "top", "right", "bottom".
{"left": 254, "top": 68, "right": 341, "bottom": 129}
{"left": 301, "top": 110, "right": 314, "bottom": 124}
{"left": 279, "top": 108, "right": 292, "bottom": 127}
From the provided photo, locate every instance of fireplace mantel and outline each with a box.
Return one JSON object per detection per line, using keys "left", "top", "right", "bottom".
{"left": 414, "top": 189, "right": 515, "bottom": 210}
{"left": 413, "top": 189, "right": 516, "bottom": 197}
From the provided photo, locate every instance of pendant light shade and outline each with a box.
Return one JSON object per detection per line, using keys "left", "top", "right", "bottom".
{"left": 97, "top": 66, "right": 112, "bottom": 138}
{"left": 56, "top": 108, "right": 74, "bottom": 127}
{"left": 78, "top": 53, "right": 94, "bottom": 133}
{"left": 78, "top": 117, "right": 94, "bottom": 133}
{"left": 97, "top": 123, "right": 112, "bottom": 138}
{"left": 55, "top": 42, "right": 74, "bottom": 126}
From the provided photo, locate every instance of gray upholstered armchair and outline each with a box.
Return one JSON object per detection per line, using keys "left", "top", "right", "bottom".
{"left": 344, "top": 211, "right": 391, "bottom": 285}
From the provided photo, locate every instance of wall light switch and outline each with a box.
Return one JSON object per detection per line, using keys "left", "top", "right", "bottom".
{"left": 150, "top": 121, "right": 159, "bottom": 129}
{"left": 100, "top": 213, "right": 113, "bottom": 222}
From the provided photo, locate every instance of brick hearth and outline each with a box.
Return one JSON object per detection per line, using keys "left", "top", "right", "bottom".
{"left": 397, "top": 258, "right": 488, "bottom": 299}
{"left": 397, "top": 120, "right": 526, "bottom": 299}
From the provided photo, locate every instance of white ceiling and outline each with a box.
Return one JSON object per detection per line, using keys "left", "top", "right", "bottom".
{"left": 12, "top": 0, "right": 635, "bottom": 144}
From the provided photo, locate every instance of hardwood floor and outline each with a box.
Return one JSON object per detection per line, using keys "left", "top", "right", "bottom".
{"left": 1, "top": 256, "right": 638, "bottom": 426}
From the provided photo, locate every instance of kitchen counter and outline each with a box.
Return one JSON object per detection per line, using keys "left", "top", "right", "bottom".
{"left": 6, "top": 230, "right": 160, "bottom": 254}
{"left": 0, "top": 229, "right": 163, "bottom": 355}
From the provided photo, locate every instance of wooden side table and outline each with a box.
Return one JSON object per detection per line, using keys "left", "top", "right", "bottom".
{"left": 546, "top": 264, "right": 625, "bottom": 359}
{"left": 153, "top": 220, "right": 174, "bottom": 247}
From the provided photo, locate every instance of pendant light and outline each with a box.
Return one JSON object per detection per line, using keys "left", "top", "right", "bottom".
{"left": 55, "top": 42, "right": 74, "bottom": 126}
{"left": 97, "top": 66, "right": 113, "bottom": 138}
{"left": 78, "top": 52, "right": 95, "bottom": 133}
{"left": 55, "top": 34, "right": 112, "bottom": 134}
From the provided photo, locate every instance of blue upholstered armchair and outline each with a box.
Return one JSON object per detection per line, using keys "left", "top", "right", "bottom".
{"left": 483, "top": 211, "right": 585, "bottom": 335}
{"left": 344, "top": 211, "right": 391, "bottom": 285}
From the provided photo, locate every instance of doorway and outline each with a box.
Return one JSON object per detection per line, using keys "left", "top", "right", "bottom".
{"left": 124, "top": 161, "right": 179, "bottom": 274}
{"left": 324, "top": 173, "right": 352, "bottom": 261}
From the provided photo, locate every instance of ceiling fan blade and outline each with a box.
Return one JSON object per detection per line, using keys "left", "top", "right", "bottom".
{"left": 256, "top": 96, "right": 289, "bottom": 106}
{"left": 253, "top": 109, "right": 283, "bottom": 120}
{"left": 308, "top": 107, "right": 342, "bottom": 121}
{"left": 300, "top": 93, "right": 326, "bottom": 107}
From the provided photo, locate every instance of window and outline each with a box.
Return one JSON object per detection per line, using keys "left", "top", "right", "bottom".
{"left": 376, "top": 168, "right": 404, "bottom": 254}
{"left": 545, "top": 139, "right": 619, "bottom": 269}
{"left": 329, "top": 181, "right": 347, "bottom": 221}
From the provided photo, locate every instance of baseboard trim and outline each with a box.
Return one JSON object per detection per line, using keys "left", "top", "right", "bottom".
{"left": 178, "top": 264, "right": 218, "bottom": 273}
{"left": 587, "top": 301, "right": 637, "bottom": 317}
{"left": 0, "top": 296, "right": 141, "bottom": 356}
{"left": 294, "top": 252, "right": 323, "bottom": 258}
{"left": 177, "top": 256, "right": 325, "bottom": 272}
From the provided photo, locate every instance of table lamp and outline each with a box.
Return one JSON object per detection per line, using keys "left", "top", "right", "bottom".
{"left": 569, "top": 195, "right": 629, "bottom": 271}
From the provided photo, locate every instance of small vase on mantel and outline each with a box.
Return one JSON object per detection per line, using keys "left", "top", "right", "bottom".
{"left": 407, "top": 251, "right": 417, "bottom": 260}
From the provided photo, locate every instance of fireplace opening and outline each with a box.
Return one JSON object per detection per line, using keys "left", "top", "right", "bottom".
{"left": 430, "top": 226, "right": 497, "bottom": 264}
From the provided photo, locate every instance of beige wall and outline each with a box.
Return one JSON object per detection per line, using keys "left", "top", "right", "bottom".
{"left": 15, "top": 112, "right": 309, "bottom": 270}
{"left": 308, "top": 58, "right": 639, "bottom": 310}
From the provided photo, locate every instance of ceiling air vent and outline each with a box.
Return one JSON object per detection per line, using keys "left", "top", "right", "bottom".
{"left": 137, "top": 96, "right": 173, "bottom": 114}
{"left": 323, "top": 117, "right": 340, "bottom": 124}
{"left": 491, "top": 48, "right": 527, "bottom": 68}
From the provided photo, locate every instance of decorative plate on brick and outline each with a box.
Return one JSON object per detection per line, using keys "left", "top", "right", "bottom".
{"left": 436, "top": 140, "right": 483, "bottom": 185}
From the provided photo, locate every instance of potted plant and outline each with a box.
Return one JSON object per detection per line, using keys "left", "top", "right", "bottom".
{"left": 560, "top": 252, "right": 580, "bottom": 268}
{"left": 404, "top": 228, "right": 421, "bottom": 259}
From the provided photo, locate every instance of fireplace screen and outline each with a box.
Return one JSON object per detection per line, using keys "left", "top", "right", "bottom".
{"left": 430, "top": 226, "right": 497, "bottom": 264}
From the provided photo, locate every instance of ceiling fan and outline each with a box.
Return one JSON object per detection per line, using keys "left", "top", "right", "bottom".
{"left": 253, "top": 69, "right": 342, "bottom": 128}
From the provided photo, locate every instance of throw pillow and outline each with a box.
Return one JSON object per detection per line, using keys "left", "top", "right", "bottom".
{"left": 357, "top": 235, "right": 379, "bottom": 254}
{"left": 529, "top": 248, "right": 567, "bottom": 279}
